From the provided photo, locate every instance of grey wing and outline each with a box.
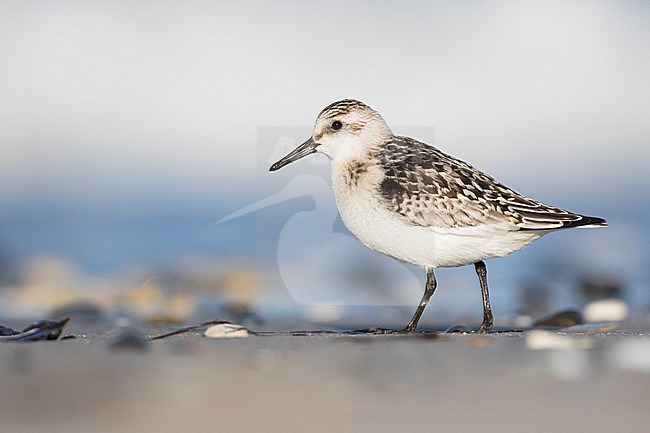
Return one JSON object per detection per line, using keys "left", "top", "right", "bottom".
{"left": 377, "top": 136, "right": 606, "bottom": 231}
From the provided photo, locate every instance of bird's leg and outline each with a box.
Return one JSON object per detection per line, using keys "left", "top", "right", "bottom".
{"left": 404, "top": 268, "right": 437, "bottom": 332}
{"left": 474, "top": 261, "right": 493, "bottom": 333}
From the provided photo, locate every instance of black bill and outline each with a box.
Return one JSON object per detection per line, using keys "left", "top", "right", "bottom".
{"left": 269, "top": 138, "right": 318, "bottom": 172}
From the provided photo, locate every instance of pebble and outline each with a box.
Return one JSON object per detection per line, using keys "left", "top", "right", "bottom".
{"left": 0, "top": 325, "right": 19, "bottom": 336}
{"left": 525, "top": 330, "right": 595, "bottom": 350}
{"left": 560, "top": 322, "right": 619, "bottom": 333}
{"left": 583, "top": 299, "right": 628, "bottom": 323}
{"left": 204, "top": 323, "right": 249, "bottom": 338}
{"left": 108, "top": 328, "right": 149, "bottom": 351}
{"left": 531, "top": 309, "right": 583, "bottom": 329}
{"left": 0, "top": 318, "right": 70, "bottom": 342}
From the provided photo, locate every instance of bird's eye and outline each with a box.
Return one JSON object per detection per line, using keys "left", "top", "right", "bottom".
{"left": 331, "top": 121, "right": 342, "bottom": 131}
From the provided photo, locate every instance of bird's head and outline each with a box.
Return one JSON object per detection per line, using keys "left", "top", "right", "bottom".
{"left": 270, "top": 99, "right": 392, "bottom": 171}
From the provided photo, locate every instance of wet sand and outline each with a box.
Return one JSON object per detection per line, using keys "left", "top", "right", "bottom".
{"left": 1, "top": 320, "right": 649, "bottom": 433}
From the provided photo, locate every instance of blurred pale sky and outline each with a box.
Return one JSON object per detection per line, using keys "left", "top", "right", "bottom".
{"left": 1, "top": 0, "right": 649, "bottom": 207}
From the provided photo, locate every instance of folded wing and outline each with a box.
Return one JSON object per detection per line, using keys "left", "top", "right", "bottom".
{"left": 377, "top": 136, "right": 606, "bottom": 231}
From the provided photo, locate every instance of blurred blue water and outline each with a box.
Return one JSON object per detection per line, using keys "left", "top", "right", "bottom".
{"left": 0, "top": 190, "right": 648, "bottom": 318}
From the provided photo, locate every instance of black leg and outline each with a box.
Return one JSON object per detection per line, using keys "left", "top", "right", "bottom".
{"left": 404, "top": 268, "right": 437, "bottom": 332}
{"left": 474, "top": 261, "right": 493, "bottom": 333}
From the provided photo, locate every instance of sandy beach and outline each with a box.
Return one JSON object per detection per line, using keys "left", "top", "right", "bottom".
{"left": 1, "top": 318, "right": 649, "bottom": 433}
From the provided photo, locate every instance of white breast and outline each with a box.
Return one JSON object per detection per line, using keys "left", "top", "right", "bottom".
{"left": 330, "top": 163, "right": 543, "bottom": 269}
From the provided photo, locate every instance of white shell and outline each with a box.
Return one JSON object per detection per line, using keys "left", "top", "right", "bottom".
{"left": 204, "top": 323, "right": 249, "bottom": 338}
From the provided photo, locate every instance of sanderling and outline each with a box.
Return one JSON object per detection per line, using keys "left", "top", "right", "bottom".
{"left": 270, "top": 99, "right": 606, "bottom": 332}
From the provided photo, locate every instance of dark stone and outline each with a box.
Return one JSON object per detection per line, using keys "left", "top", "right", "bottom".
{"left": 109, "top": 328, "right": 149, "bottom": 351}
{"left": 532, "top": 309, "right": 584, "bottom": 329}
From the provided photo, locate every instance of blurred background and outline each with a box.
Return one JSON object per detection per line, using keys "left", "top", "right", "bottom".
{"left": 0, "top": 0, "right": 648, "bottom": 326}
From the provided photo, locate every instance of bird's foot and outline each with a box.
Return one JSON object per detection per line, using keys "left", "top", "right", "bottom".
{"left": 476, "top": 318, "right": 493, "bottom": 333}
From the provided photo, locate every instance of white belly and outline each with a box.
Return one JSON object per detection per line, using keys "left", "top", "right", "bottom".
{"left": 331, "top": 167, "right": 543, "bottom": 269}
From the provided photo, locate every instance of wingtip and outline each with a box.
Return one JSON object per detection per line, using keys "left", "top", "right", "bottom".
{"left": 580, "top": 215, "right": 607, "bottom": 228}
